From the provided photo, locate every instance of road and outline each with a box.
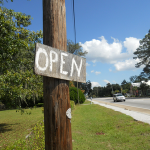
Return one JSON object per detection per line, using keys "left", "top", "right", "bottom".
{"left": 89, "top": 97, "right": 150, "bottom": 110}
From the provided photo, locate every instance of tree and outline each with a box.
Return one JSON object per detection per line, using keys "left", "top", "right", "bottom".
{"left": 67, "top": 39, "right": 87, "bottom": 57}
{"left": 132, "top": 86, "right": 138, "bottom": 96}
{"left": 133, "top": 29, "right": 150, "bottom": 78}
{"left": 0, "top": 0, "right": 30, "bottom": 5}
{"left": 67, "top": 39, "right": 88, "bottom": 94}
{"left": 0, "top": 6, "right": 43, "bottom": 108}
{"left": 122, "top": 89, "right": 128, "bottom": 95}
{"left": 139, "top": 82, "right": 149, "bottom": 96}
{"left": 121, "top": 80, "right": 128, "bottom": 85}
{"left": 115, "top": 90, "right": 120, "bottom": 94}
{"left": 121, "top": 79, "right": 130, "bottom": 93}
{"left": 129, "top": 75, "right": 138, "bottom": 83}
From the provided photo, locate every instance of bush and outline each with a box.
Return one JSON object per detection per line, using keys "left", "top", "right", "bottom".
{"left": 69, "top": 87, "right": 85, "bottom": 104}
{"left": 70, "top": 100, "right": 75, "bottom": 110}
{"left": 0, "top": 101, "right": 5, "bottom": 110}
{"left": 36, "top": 103, "right": 44, "bottom": 107}
{"left": 42, "top": 107, "right": 44, "bottom": 113}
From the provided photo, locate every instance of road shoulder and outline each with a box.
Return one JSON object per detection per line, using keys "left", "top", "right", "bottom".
{"left": 92, "top": 99, "right": 150, "bottom": 115}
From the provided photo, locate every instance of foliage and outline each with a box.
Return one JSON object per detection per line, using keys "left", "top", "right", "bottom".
{"left": 133, "top": 29, "right": 150, "bottom": 78}
{"left": 130, "top": 75, "right": 142, "bottom": 83}
{"left": 71, "top": 80, "right": 92, "bottom": 96}
{"left": 132, "top": 86, "right": 138, "bottom": 96}
{"left": 4, "top": 120, "right": 45, "bottom": 150}
{"left": 70, "top": 100, "right": 75, "bottom": 110}
{"left": 92, "top": 83, "right": 122, "bottom": 97}
{"left": 69, "top": 87, "right": 85, "bottom": 104}
{"left": 3, "top": 101, "right": 75, "bottom": 149}
{"left": 122, "top": 89, "right": 128, "bottom": 95}
{"left": 42, "top": 107, "right": 44, "bottom": 113}
{"left": 0, "top": 6, "right": 43, "bottom": 108}
{"left": 139, "top": 82, "right": 149, "bottom": 96}
{"left": 67, "top": 39, "right": 87, "bottom": 57}
{"left": 0, "top": 0, "right": 31, "bottom": 5}
{"left": 36, "top": 103, "right": 44, "bottom": 107}
{"left": 69, "top": 81, "right": 75, "bottom": 87}
{"left": 115, "top": 90, "right": 120, "bottom": 93}
{"left": 0, "top": 107, "right": 43, "bottom": 148}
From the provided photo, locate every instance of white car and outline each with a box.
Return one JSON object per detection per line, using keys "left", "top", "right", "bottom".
{"left": 113, "top": 93, "right": 125, "bottom": 102}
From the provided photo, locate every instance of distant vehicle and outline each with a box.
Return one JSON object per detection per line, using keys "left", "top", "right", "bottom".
{"left": 113, "top": 93, "right": 125, "bottom": 102}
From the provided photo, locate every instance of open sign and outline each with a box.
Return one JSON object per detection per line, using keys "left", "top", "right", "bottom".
{"left": 34, "top": 43, "right": 86, "bottom": 83}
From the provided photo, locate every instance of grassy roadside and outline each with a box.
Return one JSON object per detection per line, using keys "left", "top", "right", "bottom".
{"left": 72, "top": 100, "right": 150, "bottom": 149}
{"left": 1, "top": 100, "right": 150, "bottom": 149}
{"left": 0, "top": 107, "right": 44, "bottom": 148}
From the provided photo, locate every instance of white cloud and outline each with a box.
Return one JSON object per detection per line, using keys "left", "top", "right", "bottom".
{"left": 91, "top": 70, "right": 94, "bottom": 73}
{"left": 92, "top": 60, "right": 97, "bottom": 63}
{"left": 103, "top": 80, "right": 110, "bottom": 84}
{"left": 86, "top": 63, "right": 90, "bottom": 66}
{"left": 95, "top": 71, "right": 101, "bottom": 75}
{"left": 109, "top": 69, "right": 112, "bottom": 72}
{"left": 80, "top": 36, "right": 141, "bottom": 71}
{"left": 91, "top": 82, "right": 101, "bottom": 89}
{"left": 86, "top": 72, "right": 89, "bottom": 76}
{"left": 114, "top": 59, "right": 140, "bottom": 71}
{"left": 124, "top": 37, "right": 140, "bottom": 54}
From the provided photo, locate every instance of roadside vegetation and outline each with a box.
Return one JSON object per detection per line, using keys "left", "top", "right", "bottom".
{"left": 1, "top": 100, "right": 150, "bottom": 149}
{"left": 0, "top": 107, "right": 44, "bottom": 149}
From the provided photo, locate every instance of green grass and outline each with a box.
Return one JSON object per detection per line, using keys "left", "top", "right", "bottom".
{"left": 0, "top": 107, "right": 44, "bottom": 149}
{"left": 82, "top": 100, "right": 93, "bottom": 104}
{"left": 1, "top": 101, "right": 150, "bottom": 149}
{"left": 72, "top": 103, "right": 150, "bottom": 150}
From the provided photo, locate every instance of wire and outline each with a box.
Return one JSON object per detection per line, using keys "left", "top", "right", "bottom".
{"left": 73, "top": 0, "right": 76, "bottom": 46}
{"left": 72, "top": 0, "right": 79, "bottom": 104}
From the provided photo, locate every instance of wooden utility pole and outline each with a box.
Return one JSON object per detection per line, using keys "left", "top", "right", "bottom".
{"left": 43, "top": 0, "right": 72, "bottom": 149}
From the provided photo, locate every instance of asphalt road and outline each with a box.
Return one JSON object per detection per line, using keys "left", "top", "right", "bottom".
{"left": 89, "top": 97, "right": 150, "bottom": 110}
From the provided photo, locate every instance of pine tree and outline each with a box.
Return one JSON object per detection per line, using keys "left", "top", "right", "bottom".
{"left": 134, "top": 30, "right": 150, "bottom": 78}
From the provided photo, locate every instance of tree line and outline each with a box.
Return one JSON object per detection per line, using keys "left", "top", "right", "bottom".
{"left": 0, "top": 1, "right": 88, "bottom": 108}
{"left": 0, "top": 0, "right": 150, "bottom": 108}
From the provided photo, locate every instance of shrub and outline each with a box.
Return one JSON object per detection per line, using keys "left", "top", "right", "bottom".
{"left": 0, "top": 102, "right": 5, "bottom": 110}
{"left": 92, "top": 95, "right": 96, "bottom": 98}
{"left": 42, "top": 107, "right": 44, "bottom": 113}
{"left": 69, "top": 87, "right": 85, "bottom": 104}
{"left": 70, "top": 100, "right": 75, "bottom": 110}
{"left": 36, "top": 103, "right": 44, "bottom": 107}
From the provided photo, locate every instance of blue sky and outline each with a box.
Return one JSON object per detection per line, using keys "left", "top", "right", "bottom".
{"left": 2, "top": 0, "right": 150, "bottom": 88}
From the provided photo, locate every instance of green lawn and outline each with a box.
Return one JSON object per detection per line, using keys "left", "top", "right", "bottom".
{"left": 1, "top": 100, "right": 150, "bottom": 149}
{"left": 72, "top": 101, "right": 150, "bottom": 150}
{"left": 0, "top": 107, "right": 44, "bottom": 149}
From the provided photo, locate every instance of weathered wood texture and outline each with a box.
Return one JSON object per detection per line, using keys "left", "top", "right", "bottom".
{"left": 43, "top": 0, "right": 72, "bottom": 150}
{"left": 35, "top": 43, "right": 86, "bottom": 83}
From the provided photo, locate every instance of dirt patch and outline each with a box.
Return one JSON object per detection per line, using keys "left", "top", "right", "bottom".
{"left": 96, "top": 132, "right": 105, "bottom": 135}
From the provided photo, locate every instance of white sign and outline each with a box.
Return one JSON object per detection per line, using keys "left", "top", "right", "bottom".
{"left": 34, "top": 43, "right": 86, "bottom": 83}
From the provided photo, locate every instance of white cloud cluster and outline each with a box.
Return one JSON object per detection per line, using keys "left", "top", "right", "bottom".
{"left": 80, "top": 36, "right": 141, "bottom": 71}
{"left": 91, "top": 70, "right": 101, "bottom": 75}
{"left": 91, "top": 82, "right": 101, "bottom": 89}
{"left": 95, "top": 71, "right": 101, "bottom": 75}
{"left": 114, "top": 59, "right": 140, "bottom": 71}
{"left": 86, "top": 63, "right": 90, "bottom": 66}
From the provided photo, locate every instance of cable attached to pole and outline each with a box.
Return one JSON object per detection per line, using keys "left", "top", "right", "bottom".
{"left": 72, "top": 0, "right": 79, "bottom": 104}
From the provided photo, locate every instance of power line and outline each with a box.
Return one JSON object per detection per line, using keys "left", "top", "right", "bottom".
{"left": 73, "top": 0, "right": 76, "bottom": 46}
{"left": 72, "top": 0, "right": 79, "bottom": 104}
